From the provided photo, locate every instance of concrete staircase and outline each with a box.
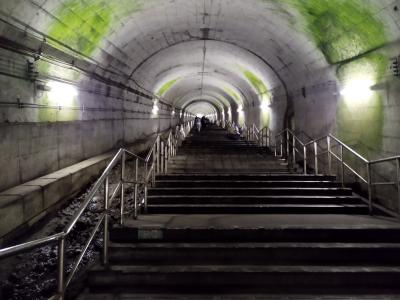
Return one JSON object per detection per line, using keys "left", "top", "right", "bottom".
{"left": 78, "top": 125, "right": 400, "bottom": 298}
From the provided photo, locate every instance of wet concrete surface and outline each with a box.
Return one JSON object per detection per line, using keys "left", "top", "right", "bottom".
{"left": 0, "top": 162, "right": 143, "bottom": 300}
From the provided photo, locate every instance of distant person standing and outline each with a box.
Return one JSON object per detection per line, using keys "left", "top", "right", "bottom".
{"left": 195, "top": 117, "right": 201, "bottom": 132}
{"left": 201, "top": 116, "right": 206, "bottom": 129}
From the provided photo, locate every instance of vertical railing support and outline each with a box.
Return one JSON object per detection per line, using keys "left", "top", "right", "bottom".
{"left": 103, "top": 176, "right": 109, "bottom": 265}
{"left": 120, "top": 152, "right": 126, "bottom": 226}
{"left": 144, "top": 162, "right": 148, "bottom": 213}
{"left": 396, "top": 158, "right": 400, "bottom": 217}
{"left": 57, "top": 237, "right": 65, "bottom": 300}
{"left": 327, "top": 136, "right": 332, "bottom": 175}
{"left": 280, "top": 135, "right": 283, "bottom": 157}
{"left": 340, "top": 145, "right": 345, "bottom": 187}
{"left": 156, "top": 136, "right": 160, "bottom": 174}
{"left": 152, "top": 148, "right": 156, "bottom": 186}
{"left": 292, "top": 134, "right": 296, "bottom": 166}
{"left": 286, "top": 131, "right": 290, "bottom": 159}
{"left": 303, "top": 145, "right": 307, "bottom": 175}
{"left": 314, "top": 141, "right": 318, "bottom": 175}
{"left": 160, "top": 141, "right": 164, "bottom": 174}
{"left": 134, "top": 158, "right": 138, "bottom": 219}
{"left": 165, "top": 143, "right": 168, "bottom": 174}
{"left": 367, "top": 163, "right": 373, "bottom": 215}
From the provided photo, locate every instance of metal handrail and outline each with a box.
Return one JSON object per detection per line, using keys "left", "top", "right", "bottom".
{"left": 0, "top": 120, "right": 193, "bottom": 299}
{"left": 274, "top": 128, "right": 400, "bottom": 217}
{"left": 246, "top": 123, "right": 272, "bottom": 148}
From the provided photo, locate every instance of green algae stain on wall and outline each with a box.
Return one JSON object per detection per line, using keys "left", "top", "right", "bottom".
{"left": 223, "top": 86, "right": 241, "bottom": 103}
{"left": 157, "top": 78, "right": 180, "bottom": 97}
{"left": 48, "top": 0, "right": 144, "bottom": 57}
{"left": 277, "top": 0, "right": 389, "bottom": 157}
{"left": 48, "top": 1, "right": 111, "bottom": 57}
{"left": 335, "top": 54, "right": 387, "bottom": 157}
{"left": 242, "top": 69, "right": 271, "bottom": 127}
{"left": 39, "top": 0, "right": 145, "bottom": 122}
{"left": 243, "top": 70, "right": 269, "bottom": 95}
{"left": 285, "top": 0, "right": 386, "bottom": 63}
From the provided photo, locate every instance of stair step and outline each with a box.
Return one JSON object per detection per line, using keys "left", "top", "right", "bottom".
{"left": 146, "top": 204, "right": 369, "bottom": 214}
{"left": 111, "top": 228, "right": 400, "bottom": 243}
{"left": 147, "top": 195, "right": 362, "bottom": 204}
{"left": 87, "top": 265, "right": 400, "bottom": 292}
{"left": 168, "top": 169, "right": 291, "bottom": 173}
{"left": 148, "top": 187, "right": 353, "bottom": 196}
{"left": 157, "top": 174, "right": 336, "bottom": 181}
{"left": 154, "top": 180, "right": 341, "bottom": 188}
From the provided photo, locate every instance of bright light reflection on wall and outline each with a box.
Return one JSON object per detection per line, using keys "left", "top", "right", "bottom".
{"left": 48, "top": 81, "right": 78, "bottom": 106}
{"left": 260, "top": 101, "right": 270, "bottom": 112}
{"left": 237, "top": 105, "right": 245, "bottom": 126}
{"left": 340, "top": 78, "right": 374, "bottom": 104}
{"left": 152, "top": 100, "right": 159, "bottom": 115}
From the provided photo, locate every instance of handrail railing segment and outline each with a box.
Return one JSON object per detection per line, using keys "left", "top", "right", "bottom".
{"left": 0, "top": 121, "right": 193, "bottom": 299}
{"left": 245, "top": 123, "right": 272, "bottom": 148}
{"left": 274, "top": 128, "right": 400, "bottom": 218}
{"left": 244, "top": 123, "right": 400, "bottom": 218}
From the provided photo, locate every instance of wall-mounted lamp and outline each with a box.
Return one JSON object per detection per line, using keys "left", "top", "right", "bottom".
{"left": 260, "top": 101, "right": 271, "bottom": 112}
{"left": 48, "top": 81, "right": 78, "bottom": 107}
{"left": 152, "top": 99, "right": 159, "bottom": 115}
{"left": 237, "top": 105, "right": 244, "bottom": 113}
{"left": 340, "top": 78, "right": 373, "bottom": 103}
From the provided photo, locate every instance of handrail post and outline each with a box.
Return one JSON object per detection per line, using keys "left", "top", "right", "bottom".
{"left": 340, "top": 145, "right": 345, "bottom": 187}
{"left": 160, "top": 141, "right": 164, "bottom": 174}
{"left": 165, "top": 143, "right": 168, "bottom": 174}
{"left": 262, "top": 128, "right": 265, "bottom": 147}
{"left": 292, "top": 134, "right": 296, "bottom": 166}
{"left": 156, "top": 136, "right": 160, "bottom": 174}
{"left": 169, "top": 136, "right": 172, "bottom": 157}
{"left": 134, "top": 158, "right": 138, "bottom": 219}
{"left": 144, "top": 161, "right": 148, "bottom": 213}
{"left": 152, "top": 147, "right": 156, "bottom": 186}
{"left": 57, "top": 236, "right": 65, "bottom": 300}
{"left": 327, "top": 136, "right": 332, "bottom": 175}
{"left": 120, "top": 151, "right": 125, "bottom": 226}
{"left": 303, "top": 145, "right": 307, "bottom": 175}
{"left": 397, "top": 158, "right": 400, "bottom": 217}
{"left": 280, "top": 135, "right": 283, "bottom": 157}
{"left": 286, "top": 130, "right": 289, "bottom": 159}
{"left": 314, "top": 141, "right": 318, "bottom": 175}
{"left": 103, "top": 176, "right": 109, "bottom": 265}
{"left": 367, "top": 163, "right": 373, "bottom": 215}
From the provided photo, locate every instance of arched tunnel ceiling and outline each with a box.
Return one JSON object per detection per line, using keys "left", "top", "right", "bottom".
{"left": 1, "top": 0, "right": 399, "bottom": 115}
{"left": 184, "top": 100, "right": 219, "bottom": 117}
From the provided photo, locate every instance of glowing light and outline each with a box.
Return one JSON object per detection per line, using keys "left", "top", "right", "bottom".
{"left": 260, "top": 101, "right": 270, "bottom": 112}
{"left": 237, "top": 105, "right": 243, "bottom": 113}
{"left": 340, "top": 78, "right": 374, "bottom": 103}
{"left": 171, "top": 110, "right": 175, "bottom": 116}
{"left": 152, "top": 100, "right": 159, "bottom": 115}
{"left": 48, "top": 81, "right": 77, "bottom": 106}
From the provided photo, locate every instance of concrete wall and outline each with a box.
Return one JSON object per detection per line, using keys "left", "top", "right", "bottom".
{"left": 279, "top": 46, "right": 400, "bottom": 212}
{"left": 0, "top": 47, "right": 179, "bottom": 192}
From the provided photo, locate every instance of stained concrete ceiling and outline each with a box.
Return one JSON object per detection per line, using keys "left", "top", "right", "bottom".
{"left": 0, "top": 0, "right": 399, "bottom": 116}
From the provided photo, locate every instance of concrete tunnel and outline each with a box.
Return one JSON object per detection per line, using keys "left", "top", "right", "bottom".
{"left": 1, "top": 0, "right": 400, "bottom": 298}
